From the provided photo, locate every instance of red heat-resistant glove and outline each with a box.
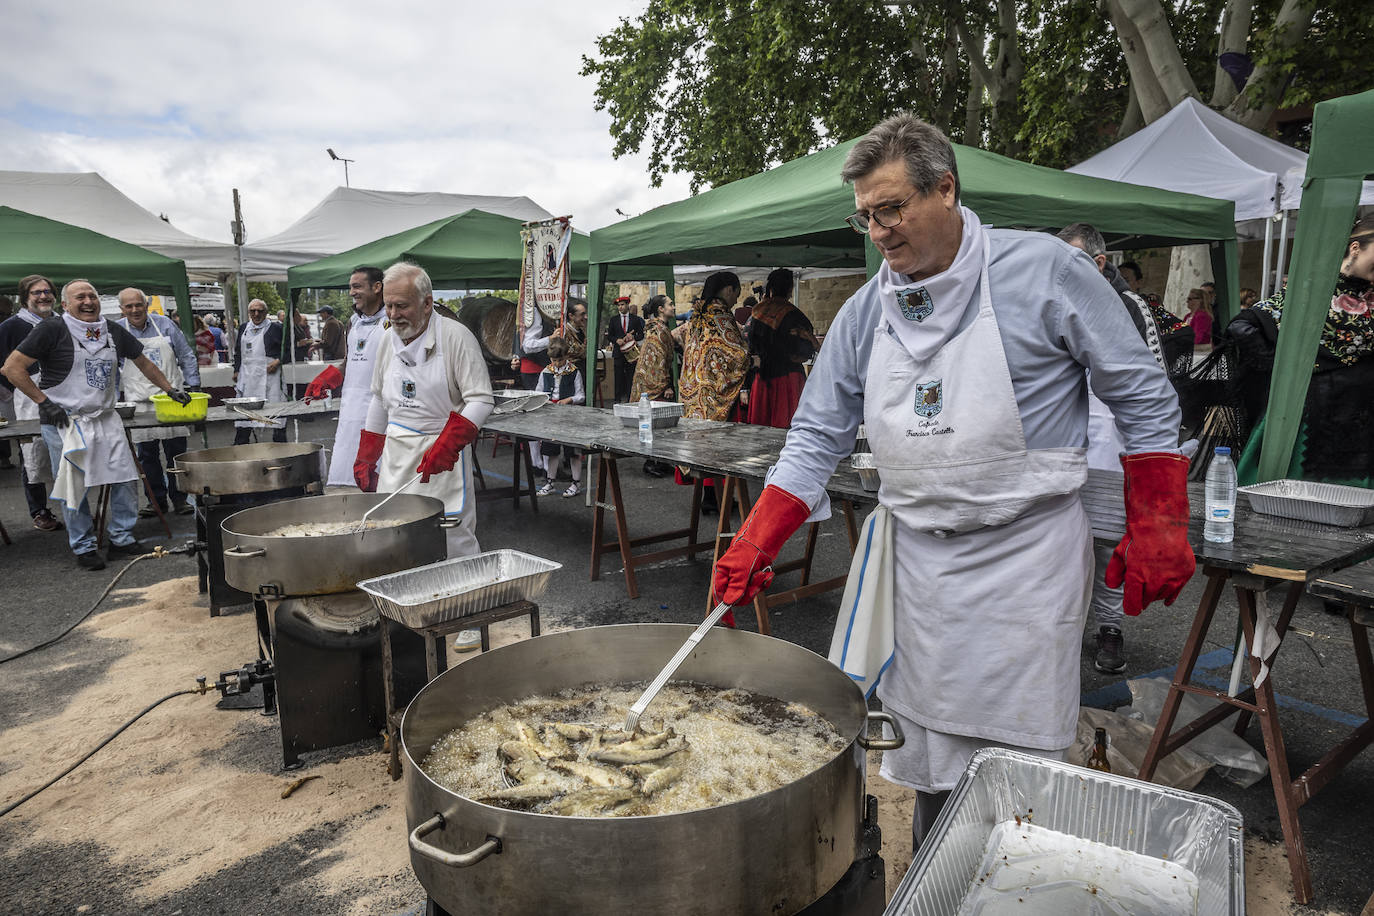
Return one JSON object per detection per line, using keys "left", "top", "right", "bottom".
{"left": 1105, "top": 451, "right": 1196, "bottom": 615}
{"left": 354, "top": 430, "right": 386, "bottom": 492}
{"left": 712, "top": 485, "right": 812, "bottom": 625}
{"left": 416, "top": 412, "right": 480, "bottom": 483}
{"left": 303, "top": 365, "right": 343, "bottom": 403}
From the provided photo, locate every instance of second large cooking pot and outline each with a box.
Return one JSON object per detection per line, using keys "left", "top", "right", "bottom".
{"left": 221, "top": 493, "right": 448, "bottom": 595}
{"left": 402, "top": 624, "right": 903, "bottom": 916}
{"left": 172, "top": 442, "right": 323, "bottom": 495}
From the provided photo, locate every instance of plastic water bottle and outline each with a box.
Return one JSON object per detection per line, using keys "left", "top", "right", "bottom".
{"left": 638, "top": 392, "right": 654, "bottom": 446}
{"left": 1204, "top": 446, "right": 1236, "bottom": 543}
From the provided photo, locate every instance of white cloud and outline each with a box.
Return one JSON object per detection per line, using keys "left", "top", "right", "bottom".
{"left": 0, "top": 0, "right": 691, "bottom": 241}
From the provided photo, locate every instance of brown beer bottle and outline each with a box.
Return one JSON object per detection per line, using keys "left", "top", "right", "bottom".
{"left": 1087, "top": 727, "right": 1112, "bottom": 773}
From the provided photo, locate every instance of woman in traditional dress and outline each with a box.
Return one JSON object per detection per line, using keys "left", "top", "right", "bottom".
{"left": 630, "top": 294, "right": 676, "bottom": 402}
{"left": 1232, "top": 217, "right": 1374, "bottom": 485}
{"left": 679, "top": 272, "right": 750, "bottom": 421}
{"left": 745, "top": 268, "right": 819, "bottom": 428}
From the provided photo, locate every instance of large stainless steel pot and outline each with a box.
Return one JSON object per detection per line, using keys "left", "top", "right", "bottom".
{"left": 402, "top": 624, "right": 903, "bottom": 916}
{"left": 172, "top": 442, "right": 323, "bottom": 495}
{"left": 221, "top": 493, "right": 448, "bottom": 595}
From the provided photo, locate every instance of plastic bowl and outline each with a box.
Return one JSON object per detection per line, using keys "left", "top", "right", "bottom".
{"left": 150, "top": 391, "right": 209, "bottom": 423}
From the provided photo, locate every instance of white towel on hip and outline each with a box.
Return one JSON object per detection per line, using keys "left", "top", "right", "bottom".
{"left": 828, "top": 505, "right": 896, "bottom": 697}
{"left": 51, "top": 418, "right": 91, "bottom": 506}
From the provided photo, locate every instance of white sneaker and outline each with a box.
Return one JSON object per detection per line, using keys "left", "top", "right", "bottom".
{"left": 562, "top": 483, "right": 580, "bottom": 498}
{"left": 453, "top": 629, "right": 482, "bottom": 652}
{"left": 536, "top": 482, "right": 558, "bottom": 497}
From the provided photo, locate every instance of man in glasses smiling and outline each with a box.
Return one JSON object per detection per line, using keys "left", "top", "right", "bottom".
{"left": 712, "top": 114, "right": 1192, "bottom": 846}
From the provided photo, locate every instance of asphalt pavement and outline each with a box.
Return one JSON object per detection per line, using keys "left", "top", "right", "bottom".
{"left": 0, "top": 425, "right": 1371, "bottom": 913}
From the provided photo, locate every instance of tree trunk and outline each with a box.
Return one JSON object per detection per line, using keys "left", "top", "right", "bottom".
{"left": 1118, "top": 81, "right": 1144, "bottom": 138}
{"left": 1103, "top": 0, "right": 1172, "bottom": 123}
{"left": 989, "top": 0, "right": 1024, "bottom": 156}
{"left": 936, "top": 15, "right": 960, "bottom": 132}
{"left": 1113, "top": 0, "right": 1199, "bottom": 108}
{"left": 1224, "top": 0, "right": 1317, "bottom": 130}
{"left": 964, "top": 60, "right": 985, "bottom": 146}
{"left": 1209, "top": 0, "right": 1254, "bottom": 109}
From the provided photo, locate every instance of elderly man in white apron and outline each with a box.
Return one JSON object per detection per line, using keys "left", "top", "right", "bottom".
{"left": 303, "top": 266, "right": 387, "bottom": 487}
{"left": 712, "top": 116, "right": 1194, "bottom": 845}
{"left": 117, "top": 288, "right": 200, "bottom": 516}
{"left": 0, "top": 275, "right": 62, "bottom": 531}
{"left": 1, "top": 280, "right": 188, "bottom": 570}
{"left": 356, "top": 262, "right": 493, "bottom": 560}
{"left": 233, "top": 299, "right": 287, "bottom": 444}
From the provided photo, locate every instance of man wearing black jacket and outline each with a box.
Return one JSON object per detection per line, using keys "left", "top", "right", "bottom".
{"left": 0, "top": 275, "right": 63, "bottom": 531}
{"left": 605, "top": 296, "right": 644, "bottom": 402}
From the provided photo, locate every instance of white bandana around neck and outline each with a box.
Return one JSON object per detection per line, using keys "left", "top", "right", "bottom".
{"left": 876, "top": 204, "right": 986, "bottom": 363}
{"left": 62, "top": 313, "right": 110, "bottom": 355}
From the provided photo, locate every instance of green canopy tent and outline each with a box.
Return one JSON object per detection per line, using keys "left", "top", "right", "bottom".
{"left": 0, "top": 205, "right": 193, "bottom": 334}
{"left": 1254, "top": 89, "right": 1374, "bottom": 483}
{"left": 586, "top": 139, "right": 1239, "bottom": 393}
{"left": 286, "top": 208, "right": 589, "bottom": 295}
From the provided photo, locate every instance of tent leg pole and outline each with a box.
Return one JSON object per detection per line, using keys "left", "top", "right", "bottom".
{"left": 1260, "top": 216, "right": 1274, "bottom": 300}
{"left": 1275, "top": 211, "right": 1290, "bottom": 293}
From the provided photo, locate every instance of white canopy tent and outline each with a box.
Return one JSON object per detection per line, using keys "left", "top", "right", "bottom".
{"left": 240, "top": 187, "right": 556, "bottom": 278}
{"left": 1069, "top": 97, "right": 1374, "bottom": 296}
{"left": 0, "top": 170, "right": 241, "bottom": 279}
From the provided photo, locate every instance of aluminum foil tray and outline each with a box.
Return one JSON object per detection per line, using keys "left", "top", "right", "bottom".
{"left": 613, "top": 400, "right": 684, "bottom": 429}
{"left": 1239, "top": 479, "right": 1374, "bottom": 527}
{"left": 886, "top": 748, "right": 1244, "bottom": 916}
{"left": 357, "top": 549, "right": 561, "bottom": 628}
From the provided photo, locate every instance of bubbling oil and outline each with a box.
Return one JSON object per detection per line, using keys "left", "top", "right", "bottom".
{"left": 421, "top": 682, "right": 850, "bottom": 817}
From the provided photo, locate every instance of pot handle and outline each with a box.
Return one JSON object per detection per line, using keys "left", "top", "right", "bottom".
{"left": 222, "top": 545, "right": 267, "bottom": 559}
{"left": 263, "top": 465, "right": 286, "bottom": 472}
{"left": 857, "top": 710, "right": 905, "bottom": 751}
{"left": 438, "top": 517, "right": 461, "bottom": 529}
{"left": 164, "top": 468, "right": 185, "bottom": 475}
{"left": 409, "top": 813, "right": 501, "bottom": 867}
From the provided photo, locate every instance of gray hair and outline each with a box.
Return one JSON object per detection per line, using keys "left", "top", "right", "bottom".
{"left": 118, "top": 287, "right": 148, "bottom": 305}
{"left": 61, "top": 278, "right": 96, "bottom": 304}
{"left": 384, "top": 261, "right": 432, "bottom": 302}
{"left": 841, "top": 113, "right": 961, "bottom": 200}
{"left": 1056, "top": 222, "right": 1106, "bottom": 259}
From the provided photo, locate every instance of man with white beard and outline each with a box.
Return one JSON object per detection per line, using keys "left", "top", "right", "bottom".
{"left": 232, "top": 299, "right": 287, "bottom": 443}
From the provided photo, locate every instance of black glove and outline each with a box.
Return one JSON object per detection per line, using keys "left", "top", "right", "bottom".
{"left": 167, "top": 388, "right": 193, "bottom": 406}
{"left": 39, "top": 399, "right": 68, "bottom": 428}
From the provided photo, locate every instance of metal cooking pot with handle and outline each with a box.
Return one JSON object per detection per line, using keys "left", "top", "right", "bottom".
{"left": 402, "top": 624, "right": 903, "bottom": 916}
{"left": 221, "top": 493, "right": 448, "bottom": 595}
{"left": 172, "top": 442, "right": 323, "bottom": 495}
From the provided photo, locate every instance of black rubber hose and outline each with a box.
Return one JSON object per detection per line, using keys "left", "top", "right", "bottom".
{"left": 0, "top": 550, "right": 181, "bottom": 666}
{"left": 0, "top": 688, "right": 201, "bottom": 819}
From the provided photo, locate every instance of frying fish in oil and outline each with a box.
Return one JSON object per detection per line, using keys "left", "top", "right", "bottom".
{"left": 421, "top": 682, "right": 848, "bottom": 818}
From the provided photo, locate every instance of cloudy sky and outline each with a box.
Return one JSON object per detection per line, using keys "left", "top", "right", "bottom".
{"left": 0, "top": 1, "right": 694, "bottom": 244}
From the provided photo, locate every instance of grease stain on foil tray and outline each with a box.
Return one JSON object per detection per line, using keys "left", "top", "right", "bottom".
{"left": 958, "top": 821, "right": 1199, "bottom": 915}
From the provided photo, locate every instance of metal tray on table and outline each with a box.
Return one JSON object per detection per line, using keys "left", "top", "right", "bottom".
{"left": 1239, "top": 478, "right": 1374, "bottom": 527}
{"left": 886, "top": 747, "right": 1244, "bottom": 916}
{"left": 356, "top": 549, "right": 561, "bottom": 628}
{"left": 613, "top": 400, "right": 684, "bottom": 429}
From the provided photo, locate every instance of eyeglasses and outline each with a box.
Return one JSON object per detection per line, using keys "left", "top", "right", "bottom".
{"left": 846, "top": 191, "right": 917, "bottom": 233}
{"left": 28, "top": 289, "right": 55, "bottom": 298}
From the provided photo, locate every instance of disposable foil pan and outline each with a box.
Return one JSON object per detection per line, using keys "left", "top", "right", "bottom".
{"left": 613, "top": 400, "right": 684, "bottom": 429}
{"left": 886, "top": 748, "right": 1244, "bottom": 916}
{"left": 357, "top": 549, "right": 561, "bottom": 628}
{"left": 1239, "top": 479, "right": 1374, "bottom": 527}
{"left": 850, "top": 453, "right": 880, "bottom": 492}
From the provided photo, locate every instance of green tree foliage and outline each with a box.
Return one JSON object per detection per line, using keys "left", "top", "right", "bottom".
{"left": 584, "top": 0, "right": 1367, "bottom": 184}
{"left": 227, "top": 281, "right": 288, "bottom": 314}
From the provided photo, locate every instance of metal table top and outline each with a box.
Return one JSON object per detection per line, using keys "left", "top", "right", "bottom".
{"left": 0, "top": 400, "right": 340, "bottom": 442}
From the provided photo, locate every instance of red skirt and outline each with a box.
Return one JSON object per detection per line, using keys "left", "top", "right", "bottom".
{"left": 747, "top": 372, "right": 804, "bottom": 428}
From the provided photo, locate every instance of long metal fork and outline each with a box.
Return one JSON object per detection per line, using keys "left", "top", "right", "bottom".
{"left": 355, "top": 472, "right": 423, "bottom": 536}
{"left": 624, "top": 601, "right": 733, "bottom": 733}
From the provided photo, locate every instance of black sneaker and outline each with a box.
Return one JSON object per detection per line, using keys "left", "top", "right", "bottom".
{"left": 172, "top": 501, "right": 194, "bottom": 516}
{"left": 138, "top": 505, "right": 165, "bottom": 519}
{"left": 1094, "top": 625, "right": 1126, "bottom": 674}
{"left": 76, "top": 551, "right": 106, "bottom": 571}
{"left": 107, "top": 539, "right": 147, "bottom": 558}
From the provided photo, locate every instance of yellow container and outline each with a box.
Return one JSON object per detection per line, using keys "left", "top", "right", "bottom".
{"left": 150, "top": 391, "right": 210, "bottom": 423}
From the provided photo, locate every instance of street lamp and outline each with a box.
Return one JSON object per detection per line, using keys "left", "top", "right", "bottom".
{"left": 326, "top": 148, "right": 355, "bottom": 187}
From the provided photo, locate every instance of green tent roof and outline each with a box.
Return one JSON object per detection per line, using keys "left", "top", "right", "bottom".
{"left": 286, "top": 209, "right": 589, "bottom": 293}
{"left": 589, "top": 138, "right": 1237, "bottom": 272}
{"left": 580, "top": 135, "right": 1240, "bottom": 408}
{"left": 0, "top": 205, "right": 192, "bottom": 327}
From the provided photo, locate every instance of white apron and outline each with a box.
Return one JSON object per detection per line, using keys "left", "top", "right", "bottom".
{"left": 48, "top": 319, "right": 139, "bottom": 503}
{"left": 326, "top": 310, "right": 385, "bottom": 486}
{"left": 377, "top": 327, "right": 478, "bottom": 558}
{"left": 10, "top": 311, "right": 52, "bottom": 483}
{"left": 235, "top": 321, "right": 286, "bottom": 430}
{"left": 860, "top": 238, "right": 1093, "bottom": 792}
{"left": 123, "top": 326, "right": 188, "bottom": 444}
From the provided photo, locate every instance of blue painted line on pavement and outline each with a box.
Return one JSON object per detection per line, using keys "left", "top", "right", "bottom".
{"left": 482, "top": 470, "right": 514, "bottom": 483}
{"left": 1082, "top": 647, "right": 1367, "bottom": 728}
